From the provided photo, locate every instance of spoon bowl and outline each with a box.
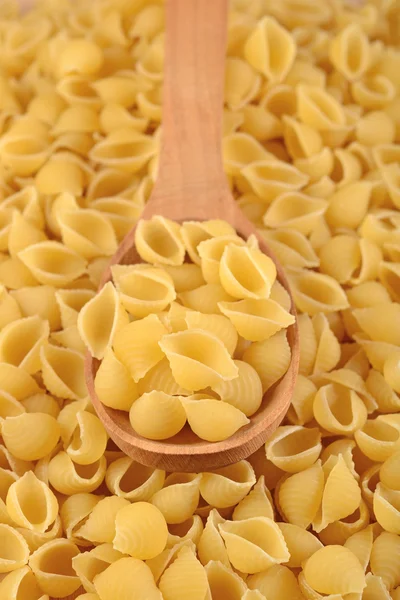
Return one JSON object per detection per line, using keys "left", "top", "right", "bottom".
{"left": 85, "top": 0, "right": 299, "bottom": 472}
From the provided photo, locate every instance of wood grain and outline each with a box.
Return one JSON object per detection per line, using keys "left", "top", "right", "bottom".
{"left": 85, "top": 0, "right": 300, "bottom": 473}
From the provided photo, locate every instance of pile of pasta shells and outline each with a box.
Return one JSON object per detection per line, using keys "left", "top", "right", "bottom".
{"left": 0, "top": 0, "right": 399, "bottom": 599}
{"left": 81, "top": 215, "right": 295, "bottom": 443}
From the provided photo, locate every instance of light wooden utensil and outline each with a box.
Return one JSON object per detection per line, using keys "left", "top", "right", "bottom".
{"left": 86, "top": 0, "right": 299, "bottom": 473}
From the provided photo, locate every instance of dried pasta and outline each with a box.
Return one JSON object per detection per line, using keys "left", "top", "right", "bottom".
{"left": 0, "top": 0, "right": 399, "bottom": 597}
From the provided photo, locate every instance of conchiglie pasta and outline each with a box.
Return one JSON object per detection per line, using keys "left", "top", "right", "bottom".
{"left": 18, "top": 241, "right": 87, "bottom": 287}
{"left": 200, "top": 461, "right": 256, "bottom": 509}
{"left": 242, "top": 330, "right": 291, "bottom": 392}
{"left": 48, "top": 452, "right": 106, "bottom": 495}
{"left": 212, "top": 360, "right": 263, "bottom": 416}
{"left": 158, "top": 546, "right": 208, "bottom": 600}
{"left": 28, "top": 538, "right": 81, "bottom": 598}
{"left": 2, "top": 413, "right": 60, "bottom": 461}
{"left": 0, "top": 316, "right": 49, "bottom": 374}
{"left": 72, "top": 544, "right": 124, "bottom": 595}
{"left": 232, "top": 475, "right": 274, "bottom": 521}
{"left": 242, "top": 159, "right": 309, "bottom": 203}
{"left": 41, "top": 345, "right": 86, "bottom": 400}
{"left": 265, "top": 426, "right": 322, "bottom": 473}
{"left": 6, "top": 471, "right": 58, "bottom": 533}
{"left": 302, "top": 545, "right": 366, "bottom": 596}
{"left": 197, "top": 509, "right": 230, "bottom": 567}
{"left": 277, "top": 460, "right": 324, "bottom": 528}
{"left": 135, "top": 216, "right": 185, "bottom": 266}
{"left": 0, "top": 565, "right": 47, "bottom": 600}
{"left": 59, "top": 208, "right": 118, "bottom": 260}
{"left": 0, "top": 524, "right": 30, "bottom": 573}
{"left": 105, "top": 456, "right": 165, "bottom": 502}
{"left": 150, "top": 473, "right": 202, "bottom": 524}
{"left": 181, "top": 395, "right": 249, "bottom": 442}
{"left": 94, "top": 556, "right": 162, "bottom": 600}
{"left": 129, "top": 391, "right": 186, "bottom": 440}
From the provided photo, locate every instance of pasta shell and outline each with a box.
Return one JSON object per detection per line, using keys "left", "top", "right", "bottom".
{"left": 2, "top": 413, "right": 60, "bottom": 462}
{"left": 181, "top": 396, "right": 249, "bottom": 442}
{"left": 48, "top": 452, "right": 106, "bottom": 495}
{"left": 312, "top": 455, "right": 361, "bottom": 533}
{"left": 200, "top": 461, "right": 256, "bottom": 509}
{"left": 224, "top": 57, "right": 261, "bottom": 111}
{"left": 212, "top": 360, "right": 263, "bottom": 416}
{"left": 278, "top": 523, "right": 323, "bottom": 568}
{"left": 219, "top": 245, "right": 276, "bottom": 301}
{"left": 361, "top": 465, "right": 381, "bottom": 512}
{"left": 184, "top": 311, "right": 238, "bottom": 356}
{"left": 0, "top": 467, "right": 18, "bottom": 525}
{"left": 8, "top": 212, "right": 47, "bottom": 258}
{"left": 105, "top": 456, "right": 165, "bottom": 501}
{"left": 242, "top": 330, "right": 291, "bottom": 393}
{"left": 265, "top": 426, "right": 322, "bottom": 473}
{"left": 313, "top": 383, "right": 368, "bottom": 436}
{"left": 374, "top": 483, "right": 400, "bottom": 534}
{"left": 6, "top": 471, "right": 58, "bottom": 533}
{"left": 329, "top": 24, "right": 370, "bottom": 81}
{"left": 277, "top": 460, "right": 324, "bottom": 528}
{"left": 18, "top": 241, "right": 87, "bottom": 287}
{"left": 29, "top": 538, "right": 81, "bottom": 597}
{"left": 55, "top": 289, "right": 94, "bottom": 329}
{"left": 60, "top": 493, "right": 103, "bottom": 546}
{"left": 159, "top": 546, "right": 208, "bottom": 600}
{"left": 218, "top": 298, "right": 294, "bottom": 342}
{"left": 167, "top": 516, "right": 204, "bottom": 548}
{"left": 197, "top": 235, "right": 246, "bottom": 285}
{"left": 380, "top": 451, "right": 400, "bottom": 491}
{"left": 0, "top": 565, "right": 46, "bottom": 600}
{"left": 222, "top": 133, "right": 272, "bottom": 176}
{"left": 41, "top": 345, "right": 86, "bottom": 400}
{"left": 0, "top": 444, "right": 33, "bottom": 478}
{"left": 113, "top": 501, "right": 167, "bottom": 560}
{"left": 0, "top": 285, "right": 22, "bottom": 330}
{"left": 72, "top": 544, "right": 124, "bottom": 594}
{"left": 0, "top": 524, "right": 30, "bottom": 573}
{"left": 325, "top": 181, "right": 373, "bottom": 230}
{"left": 321, "top": 439, "right": 358, "bottom": 480}
{"left": 94, "top": 556, "right": 162, "bottom": 600}
{"left": 247, "top": 564, "right": 304, "bottom": 600}
{"left": 89, "top": 129, "right": 157, "bottom": 173}
{"left": 321, "top": 368, "right": 377, "bottom": 414}
{"left": 259, "top": 228, "right": 319, "bottom": 269}
{"left": 352, "top": 74, "right": 396, "bottom": 110}
{"left": 113, "top": 266, "right": 176, "bottom": 318}
{"left": 263, "top": 193, "right": 327, "bottom": 236}
{"left": 162, "top": 265, "right": 205, "bottom": 294}
{"left": 344, "top": 524, "right": 375, "bottom": 572}
{"left": 283, "top": 115, "right": 323, "bottom": 160}
{"left": 179, "top": 283, "right": 235, "bottom": 314}
{"left": 159, "top": 329, "right": 238, "bottom": 392}
{"left": 147, "top": 539, "right": 196, "bottom": 583}
{"left": 232, "top": 476, "right": 274, "bottom": 521}
{"left": 370, "top": 531, "right": 400, "bottom": 590}
{"left": 355, "top": 416, "right": 400, "bottom": 461}
{"left": 205, "top": 560, "right": 246, "bottom": 599}
{"left": 362, "top": 573, "right": 392, "bottom": 600}
{"left": 297, "top": 85, "right": 349, "bottom": 147}
{"left": 137, "top": 357, "right": 189, "bottom": 397}
{"left": 0, "top": 363, "right": 40, "bottom": 401}
{"left": 312, "top": 313, "right": 341, "bottom": 375}
{"left": 244, "top": 16, "right": 296, "bottom": 82}
{"left": 11, "top": 285, "right": 60, "bottom": 332}
{"left": 59, "top": 209, "right": 118, "bottom": 260}
{"left": 113, "top": 315, "right": 167, "bottom": 382}
{"left": 73, "top": 496, "right": 127, "bottom": 545}
{"left": 287, "top": 267, "right": 349, "bottom": 315}
{"left": 0, "top": 316, "right": 49, "bottom": 374}
{"left": 181, "top": 220, "right": 236, "bottom": 265}
{"left": 0, "top": 134, "right": 49, "bottom": 178}
{"left": 287, "top": 375, "right": 317, "bottom": 426}
{"left": 219, "top": 517, "right": 289, "bottom": 574}
{"left": 151, "top": 473, "right": 201, "bottom": 524}
{"left": 197, "top": 509, "right": 230, "bottom": 567}
{"left": 129, "top": 391, "right": 186, "bottom": 440}
{"left": 66, "top": 411, "right": 107, "bottom": 466}
{"left": 318, "top": 498, "right": 370, "bottom": 545}
{"left": 94, "top": 347, "right": 139, "bottom": 411}
{"left": 302, "top": 545, "right": 365, "bottom": 595}
{"left": 241, "top": 159, "right": 309, "bottom": 203}
{"left": 135, "top": 216, "right": 185, "bottom": 266}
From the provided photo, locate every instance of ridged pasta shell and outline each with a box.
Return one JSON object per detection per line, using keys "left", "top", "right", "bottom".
{"left": 287, "top": 267, "right": 349, "bottom": 315}
{"left": 48, "top": 452, "right": 106, "bottom": 495}
{"left": 0, "top": 363, "right": 40, "bottom": 400}
{"left": 113, "top": 314, "right": 168, "bottom": 382}
{"left": 380, "top": 451, "right": 400, "bottom": 490}
{"left": 200, "top": 461, "right": 256, "bottom": 509}
{"left": 197, "top": 509, "right": 229, "bottom": 567}
{"left": 320, "top": 368, "right": 377, "bottom": 414}
{"left": 277, "top": 460, "right": 324, "bottom": 528}
{"left": 212, "top": 360, "right": 263, "bottom": 417}
{"left": 10, "top": 285, "right": 60, "bottom": 332}
{"left": 232, "top": 476, "right": 274, "bottom": 521}
{"left": 302, "top": 545, "right": 366, "bottom": 595}
{"left": 2, "top": 413, "right": 60, "bottom": 461}
{"left": 362, "top": 573, "right": 392, "bottom": 600}
{"left": 18, "top": 241, "right": 87, "bottom": 287}
{"left": 312, "top": 455, "right": 361, "bottom": 533}
{"left": 167, "top": 516, "right": 203, "bottom": 548}
{"left": 313, "top": 383, "right": 368, "bottom": 436}
{"left": 6, "top": 471, "right": 58, "bottom": 533}
{"left": 321, "top": 439, "right": 358, "bottom": 480}
{"left": 158, "top": 546, "right": 208, "bottom": 600}
{"left": 370, "top": 531, "right": 400, "bottom": 590}
{"left": 353, "top": 303, "right": 400, "bottom": 346}
{"left": 0, "top": 390, "right": 25, "bottom": 422}
{"left": 94, "top": 348, "right": 139, "bottom": 411}
{"left": 135, "top": 216, "right": 185, "bottom": 266}
{"left": 218, "top": 298, "right": 294, "bottom": 342}
{"left": 242, "top": 330, "right": 291, "bottom": 392}
{"left": 374, "top": 483, "right": 400, "bottom": 534}
{"left": 41, "top": 345, "right": 86, "bottom": 400}
{"left": 329, "top": 24, "right": 370, "bottom": 81}
{"left": 75, "top": 496, "right": 128, "bottom": 545}
{"left": 0, "top": 524, "right": 30, "bottom": 573}
{"left": 113, "top": 502, "right": 167, "bottom": 560}
{"left": 60, "top": 493, "right": 103, "bottom": 546}
{"left": 29, "top": 538, "right": 81, "bottom": 597}
{"left": 283, "top": 115, "right": 323, "bottom": 160}
{"left": 0, "top": 444, "right": 33, "bottom": 477}
{"left": 94, "top": 556, "right": 162, "bottom": 600}
{"left": 129, "top": 391, "right": 186, "bottom": 440}
{"left": 297, "top": 314, "right": 318, "bottom": 376}
{"left": 219, "top": 517, "right": 289, "bottom": 574}
{"left": 255, "top": 567, "right": 306, "bottom": 600}
{"left": 162, "top": 264, "right": 205, "bottom": 293}
{"left": 66, "top": 410, "right": 108, "bottom": 465}
{"left": 263, "top": 192, "right": 327, "bottom": 236}
{"left": 205, "top": 560, "right": 246, "bottom": 599}
{"left": 318, "top": 498, "right": 370, "bottom": 545}
{"left": 181, "top": 395, "right": 249, "bottom": 442}
{"left": 244, "top": 16, "right": 296, "bottom": 82}
{"left": 181, "top": 220, "right": 236, "bottom": 265}
{"left": 137, "top": 357, "right": 190, "bottom": 397}
{"left": 55, "top": 289, "right": 94, "bottom": 329}
{"left": 383, "top": 351, "right": 400, "bottom": 394}
{"left": 360, "top": 465, "right": 381, "bottom": 512}
{"left": 185, "top": 311, "right": 238, "bottom": 355}
{"left": 0, "top": 285, "right": 22, "bottom": 330}
{"left": 355, "top": 416, "right": 400, "bottom": 461}
{"left": 278, "top": 522, "right": 323, "bottom": 568}
{"left": 344, "top": 524, "right": 376, "bottom": 572}
{"left": 241, "top": 159, "right": 309, "bottom": 203}
{"left": 265, "top": 426, "right": 322, "bottom": 473}
{"left": 114, "top": 265, "right": 176, "bottom": 318}
{"left": 0, "top": 467, "right": 18, "bottom": 525}
{"left": 147, "top": 540, "right": 196, "bottom": 583}
{"left": 105, "top": 456, "right": 165, "bottom": 501}
{"left": 287, "top": 375, "right": 317, "bottom": 425}
{"left": 159, "top": 329, "right": 238, "bottom": 391}
{"left": 150, "top": 473, "right": 202, "bottom": 524}
{"left": 0, "top": 565, "right": 46, "bottom": 599}
{"left": 72, "top": 544, "right": 124, "bottom": 594}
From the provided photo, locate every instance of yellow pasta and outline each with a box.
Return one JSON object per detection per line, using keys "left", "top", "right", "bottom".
{"left": 181, "top": 395, "right": 249, "bottom": 442}
{"left": 41, "top": 344, "right": 86, "bottom": 400}
{"left": 0, "top": 524, "right": 30, "bottom": 573}
{"left": 72, "top": 544, "right": 124, "bottom": 594}
{"left": 212, "top": 360, "right": 263, "bottom": 416}
{"left": 159, "top": 545, "right": 208, "bottom": 600}
{"left": 129, "top": 391, "right": 186, "bottom": 440}
{"left": 200, "top": 461, "right": 256, "bottom": 509}
{"left": 48, "top": 452, "right": 106, "bottom": 495}
{"left": 2, "top": 413, "right": 60, "bottom": 461}
{"left": 242, "top": 159, "right": 309, "bottom": 203}
{"left": 113, "top": 501, "right": 167, "bottom": 559}
{"left": 219, "top": 298, "right": 294, "bottom": 342}
{"left": 29, "top": 538, "right": 81, "bottom": 598}
{"left": 197, "top": 509, "right": 229, "bottom": 567}
{"left": 0, "top": 565, "right": 47, "bottom": 600}
{"left": 302, "top": 545, "right": 366, "bottom": 596}
{"left": 135, "top": 216, "right": 185, "bottom": 266}
{"left": 6, "top": 470, "right": 58, "bottom": 533}
{"left": 105, "top": 456, "right": 165, "bottom": 502}
{"left": 18, "top": 241, "right": 87, "bottom": 287}
{"left": 150, "top": 473, "right": 202, "bottom": 524}
{"left": 265, "top": 426, "right": 322, "bottom": 473}
{"left": 242, "top": 330, "right": 291, "bottom": 392}
{"left": 0, "top": 316, "right": 49, "bottom": 374}
{"left": 94, "top": 556, "right": 162, "bottom": 600}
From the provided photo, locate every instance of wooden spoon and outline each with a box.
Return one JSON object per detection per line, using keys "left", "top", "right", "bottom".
{"left": 85, "top": 0, "right": 299, "bottom": 473}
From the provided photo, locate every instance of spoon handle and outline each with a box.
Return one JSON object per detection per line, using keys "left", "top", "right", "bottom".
{"left": 147, "top": 0, "right": 230, "bottom": 220}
